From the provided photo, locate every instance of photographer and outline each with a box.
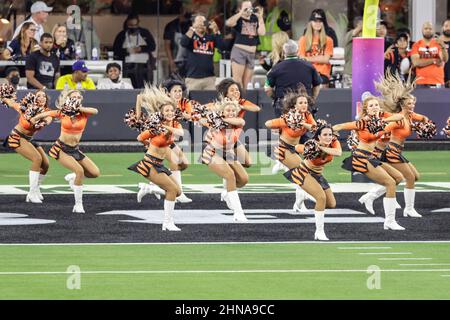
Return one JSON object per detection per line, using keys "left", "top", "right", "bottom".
{"left": 180, "top": 14, "right": 224, "bottom": 91}
{"left": 226, "top": 1, "right": 265, "bottom": 90}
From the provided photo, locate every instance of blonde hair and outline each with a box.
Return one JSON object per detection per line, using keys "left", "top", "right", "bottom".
{"left": 140, "top": 84, "right": 177, "bottom": 114}
{"left": 374, "top": 71, "right": 416, "bottom": 113}
{"left": 303, "top": 21, "right": 327, "bottom": 53}
{"left": 51, "top": 23, "right": 67, "bottom": 38}
{"left": 359, "top": 96, "right": 380, "bottom": 118}
{"left": 209, "top": 96, "right": 241, "bottom": 114}
{"left": 56, "top": 89, "right": 82, "bottom": 109}
{"left": 269, "top": 31, "right": 289, "bottom": 64}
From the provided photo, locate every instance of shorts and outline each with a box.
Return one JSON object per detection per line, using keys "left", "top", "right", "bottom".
{"left": 341, "top": 148, "right": 382, "bottom": 173}
{"left": 3, "top": 129, "right": 40, "bottom": 150}
{"left": 230, "top": 46, "right": 255, "bottom": 68}
{"left": 372, "top": 146, "right": 385, "bottom": 160}
{"left": 284, "top": 162, "right": 330, "bottom": 190}
{"left": 380, "top": 142, "right": 409, "bottom": 164}
{"left": 199, "top": 144, "right": 237, "bottom": 165}
{"left": 128, "top": 154, "right": 172, "bottom": 177}
{"left": 274, "top": 139, "right": 298, "bottom": 162}
{"left": 49, "top": 139, "right": 86, "bottom": 161}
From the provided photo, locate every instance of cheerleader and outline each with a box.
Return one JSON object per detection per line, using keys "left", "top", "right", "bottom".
{"left": 135, "top": 82, "right": 191, "bottom": 203}
{"left": 216, "top": 78, "right": 261, "bottom": 168}
{"left": 446, "top": 117, "right": 450, "bottom": 137}
{"left": 31, "top": 90, "right": 100, "bottom": 213}
{"left": 333, "top": 96, "right": 406, "bottom": 230}
{"left": 265, "top": 87, "right": 317, "bottom": 213}
{"left": 199, "top": 98, "right": 248, "bottom": 222}
{"left": 1, "top": 85, "right": 52, "bottom": 203}
{"left": 128, "top": 86, "right": 183, "bottom": 231}
{"left": 284, "top": 124, "right": 342, "bottom": 240}
{"left": 375, "top": 72, "right": 434, "bottom": 218}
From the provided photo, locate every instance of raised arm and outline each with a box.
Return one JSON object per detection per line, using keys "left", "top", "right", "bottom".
{"left": 332, "top": 121, "right": 359, "bottom": 132}
{"left": 1, "top": 98, "right": 21, "bottom": 112}
{"left": 79, "top": 107, "right": 98, "bottom": 115}
{"left": 225, "top": 8, "right": 244, "bottom": 27}
{"left": 30, "top": 110, "right": 59, "bottom": 124}
{"left": 223, "top": 117, "right": 245, "bottom": 127}
{"left": 240, "top": 99, "right": 261, "bottom": 112}
{"left": 265, "top": 118, "right": 285, "bottom": 129}
{"left": 319, "top": 140, "right": 342, "bottom": 157}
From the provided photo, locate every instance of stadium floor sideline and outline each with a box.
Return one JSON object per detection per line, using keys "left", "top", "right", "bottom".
{"left": 0, "top": 193, "right": 449, "bottom": 244}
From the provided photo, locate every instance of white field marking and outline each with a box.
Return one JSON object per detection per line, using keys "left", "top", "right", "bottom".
{"left": 379, "top": 258, "right": 432, "bottom": 261}
{"left": 441, "top": 275, "right": 450, "bottom": 277}
{"left": 1, "top": 269, "right": 450, "bottom": 276}
{"left": 338, "top": 247, "right": 392, "bottom": 250}
{"left": 1, "top": 183, "right": 450, "bottom": 194}
{"left": 399, "top": 264, "right": 450, "bottom": 266}
{"left": 358, "top": 252, "right": 412, "bottom": 255}
{"left": 0, "top": 241, "right": 449, "bottom": 246}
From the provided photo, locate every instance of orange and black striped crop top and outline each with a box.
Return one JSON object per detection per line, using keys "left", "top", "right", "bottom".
{"left": 383, "top": 112, "right": 426, "bottom": 141}
{"left": 48, "top": 110, "right": 89, "bottom": 135}
{"left": 178, "top": 98, "right": 193, "bottom": 114}
{"left": 137, "top": 121, "right": 182, "bottom": 148}
{"left": 295, "top": 139, "right": 340, "bottom": 167}
{"left": 270, "top": 112, "right": 316, "bottom": 138}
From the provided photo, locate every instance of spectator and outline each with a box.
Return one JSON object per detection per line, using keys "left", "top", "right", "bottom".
{"left": 226, "top": 1, "right": 265, "bottom": 90}
{"left": 180, "top": 14, "right": 224, "bottom": 91}
{"left": 4, "top": 67, "right": 27, "bottom": 90}
{"left": 258, "top": 0, "right": 291, "bottom": 52}
{"left": 163, "top": 6, "right": 192, "bottom": 77}
{"left": 66, "top": 5, "right": 100, "bottom": 60}
{"left": 298, "top": 12, "right": 334, "bottom": 86}
{"left": 343, "top": 16, "right": 362, "bottom": 88}
{"left": 441, "top": 19, "right": 450, "bottom": 87}
{"left": 51, "top": 23, "right": 76, "bottom": 60}
{"left": 12, "top": 1, "right": 53, "bottom": 42}
{"left": 2, "top": 22, "right": 39, "bottom": 61}
{"left": 259, "top": 31, "right": 289, "bottom": 71}
{"left": 265, "top": 40, "right": 322, "bottom": 117}
{"left": 411, "top": 22, "right": 448, "bottom": 87}
{"left": 113, "top": 14, "right": 156, "bottom": 88}
{"left": 305, "top": 9, "right": 338, "bottom": 47}
{"left": 55, "top": 60, "right": 96, "bottom": 90}
{"left": 97, "top": 62, "right": 134, "bottom": 89}
{"left": 377, "top": 20, "right": 394, "bottom": 50}
{"left": 25, "top": 33, "right": 60, "bottom": 89}
{"left": 397, "top": 27, "right": 415, "bottom": 49}
{"left": 384, "top": 33, "right": 411, "bottom": 80}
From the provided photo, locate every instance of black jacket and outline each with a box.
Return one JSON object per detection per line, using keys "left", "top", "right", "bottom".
{"left": 112, "top": 27, "right": 156, "bottom": 61}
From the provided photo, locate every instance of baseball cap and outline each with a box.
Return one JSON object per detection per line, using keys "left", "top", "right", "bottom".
{"left": 30, "top": 1, "right": 53, "bottom": 14}
{"left": 72, "top": 60, "right": 89, "bottom": 72}
{"left": 309, "top": 11, "right": 325, "bottom": 22}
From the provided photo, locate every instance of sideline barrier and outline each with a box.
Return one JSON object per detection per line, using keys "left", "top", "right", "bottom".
{"left": 0, "top": 89, "right": 449, "bottom": 141}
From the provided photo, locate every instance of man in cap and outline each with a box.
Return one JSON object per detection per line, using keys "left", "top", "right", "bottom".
{"left": 13, "top": 1, "right": 53, "bottom": 42}
{"left": 56, "top": 60, "right": 96, "bottom": 90}
{"left": 265, "top": 39, "right": 322, "bottom": 117}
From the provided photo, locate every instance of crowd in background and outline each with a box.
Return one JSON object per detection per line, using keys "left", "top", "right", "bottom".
{"left": 0, "top": 1, "right": 449, "bottom": 91}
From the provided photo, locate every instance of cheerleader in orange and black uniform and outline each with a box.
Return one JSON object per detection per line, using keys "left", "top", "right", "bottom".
{"left": 127, "top": 86, "right": 184, "bottom": 231}
{"left": 284, "top": 124, "right": 342, "bottom": 240}
{"left": 135, "top": 81, "right": 193, "bottom": 204}
{"left": 31, "top": 90, "right": 100, "bottom": 213}
{"left": 199, "top": 98, "right": 249, "bottom": 222}
{"left": 375, "top": 73, "right": 436, "bottom": 219}
{"left": 1, "top": 85, "right": 52, "bottom": 203}
{"left": 333, "top": 96, "right": 406, "bottom": 228}
{"left": 265, "top": 87, "right": 317, "bottom": 213}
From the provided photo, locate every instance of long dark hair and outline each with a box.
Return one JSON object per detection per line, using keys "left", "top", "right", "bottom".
{"left": 216, "top": 78, "right": 243, "bottom": 99}
{"left": 282, "top": 84, "right": 315, "bottom": 114}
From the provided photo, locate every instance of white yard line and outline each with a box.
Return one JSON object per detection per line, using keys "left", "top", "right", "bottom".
{"left": 1, "top": 269, "right": 450, "bottom": 276}
{"left": 338, "top": 247, "right": 392, "bottom": 250}
{"left": 379, "top": 258, "right": 432, "bottom": 261}
{"left": 399, "top": 264, "right": 450, "bottom": 266}
{"left": 358, "top": 252, "right": 412, "bottom": 255}
{"left": 0, "top": 241, "right": 449, "bottom": 246}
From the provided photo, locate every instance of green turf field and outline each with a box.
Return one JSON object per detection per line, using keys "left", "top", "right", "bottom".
{"left": 0, "top": 242, "right": 449, "bottom": 299}
{"left": 0, "top": 151, "right": 449, "bottom": 185}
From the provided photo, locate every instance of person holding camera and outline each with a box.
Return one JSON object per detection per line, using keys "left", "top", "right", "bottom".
{"left": 180, "top": 14, "right": 224, "bottom": 91}
{"left": 226, "top": 1, "right": 265, "bottom": 90}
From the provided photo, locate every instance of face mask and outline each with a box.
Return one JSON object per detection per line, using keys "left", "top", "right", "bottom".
{"left": 128, "top": 27, "right": 139, "bottom": 34}
{"left": 443, "top": 30, "right": 450, "bottom": 37}
{"left": 10, "top": 75, "right": 20, "bottom": 85}
{"left": 111, "top": 77, "right": 120, "bottom": 83}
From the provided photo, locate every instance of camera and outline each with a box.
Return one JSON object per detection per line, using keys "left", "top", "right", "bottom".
{"left": 246, "top": 7, "right": 257, "bottom": 14}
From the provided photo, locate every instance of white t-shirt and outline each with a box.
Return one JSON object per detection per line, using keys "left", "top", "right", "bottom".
{"left": 97, "top": 78, "right": 133, "bottom": 89}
